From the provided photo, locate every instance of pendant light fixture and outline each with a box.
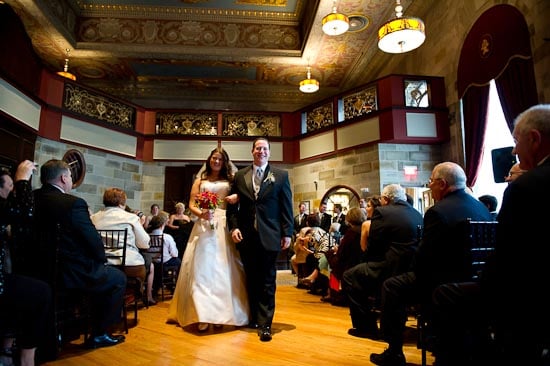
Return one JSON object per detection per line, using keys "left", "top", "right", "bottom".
{"left": 322, "top": 0, "right": 349, "bottom": 36}
{"left": 378, "top": 0, "right": 425, "bottom": 54}
{"left": 57, "top": 48, "right": 76, "bottom": 81}
{"left": 299, "top": 65, "right": 319, "bottom": 94}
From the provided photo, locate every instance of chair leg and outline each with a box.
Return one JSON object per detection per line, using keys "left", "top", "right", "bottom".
{"left": 417, "top": 313, "right": 428, "bottom": 366}
{"left": 122, "top": 305, "right": 128, "bottom": 334}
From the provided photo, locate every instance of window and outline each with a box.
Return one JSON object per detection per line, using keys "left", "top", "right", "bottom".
{"left": 471, "top": 80, "right": 514, "bottom": 211}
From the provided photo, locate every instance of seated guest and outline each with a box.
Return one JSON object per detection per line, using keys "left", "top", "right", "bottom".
{"left": 91, "top": 188, "right": 155, "bottom": 305}
{"left": 148, "top": 211, "right": 181, "bottom": 296}
{"left": 143, "top": 203, "right": 160, "bottom": 231}
{"left": 359, "top": 195, "right": 382, "bottom": 252}
{"left": 482, "top": 104, "right": 550, "bottom": 365}
{"left": 0, "top": 161, "right": 52, "bottom": 366}
{"left": 369, "top": 162, "right": 492, "bottom": 366}
{"left": 343, "top": 184, "right": 423, "bottom": 339}
{"left": 477, "top": 194, "right": 498, "bottom": 220}
{"left": 324, "top": 207, "right": 367, "bottom": 305}
{"left": 296, "top": 214, "right": 330, "bottom": 294}
{"left": 33, "top": 159, "right": 126, "bottom": 349}
{"left": 503, "top": 162, "right": 526, "bottom": 184}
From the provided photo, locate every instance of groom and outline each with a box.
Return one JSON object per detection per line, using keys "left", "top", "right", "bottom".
{"left": 227, "top": 137, "right": 293, "bottom": 342}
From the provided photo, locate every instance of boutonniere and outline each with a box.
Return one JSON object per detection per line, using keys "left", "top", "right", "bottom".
{"left": 263, "top": 171, "right": 276, "bottom": 184}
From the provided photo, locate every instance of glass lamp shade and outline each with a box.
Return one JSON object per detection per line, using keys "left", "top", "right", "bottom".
{"left": 322, "top": 12, "right": 350, "bottom": 36}
{"left": 57, "top": 58, "right": 76, "bottom": 80}
{"left": 378, "top": 17, "right": 425, "bottom": 54}
{"left": 57, "top": 71, "right": 76, "bottom": 81}
{"left": 299, "top": 78, "right": 320, "bottom": 93}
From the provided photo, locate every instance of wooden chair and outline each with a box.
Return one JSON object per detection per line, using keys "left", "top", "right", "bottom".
{"left": 417, "top": 219, "right": 498, "bottom": 366}
{"left": 97, "top": 228, "right": 139, "bottom": 333}
{"left": 144, "top": 234, "right": 180, "bottom": 301}
{"left": 33, "top": 223, "right": 91, "bottom": 360}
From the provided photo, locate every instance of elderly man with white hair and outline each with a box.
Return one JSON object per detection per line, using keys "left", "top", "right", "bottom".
{"left": 370, "top": 162, "right": 493, "bottom": 366}
{"left": 343, "top": 183, "right": 423, "bottom": 339}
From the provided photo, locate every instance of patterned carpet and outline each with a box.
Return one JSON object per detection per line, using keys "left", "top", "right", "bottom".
{"left": 276, "top": 270, "right": 297, "bottom": 286}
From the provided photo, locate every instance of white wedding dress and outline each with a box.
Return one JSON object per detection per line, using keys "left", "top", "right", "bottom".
{"left": 167, "top": 180, "right": 249, "bottom": 328}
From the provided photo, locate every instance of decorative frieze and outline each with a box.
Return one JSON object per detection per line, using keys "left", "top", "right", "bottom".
{"left": 62, "top": 83, "right": 135, "bottom": 130}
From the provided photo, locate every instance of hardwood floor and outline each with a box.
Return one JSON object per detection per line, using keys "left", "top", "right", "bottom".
{"left": 44, "top": 271, "right": 434, "bottom": 366}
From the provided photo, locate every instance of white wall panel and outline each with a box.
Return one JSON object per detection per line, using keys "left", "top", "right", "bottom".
{"left": 406, "top": 112, "right": 437, "bottom": 137}
{"left": 300, "top": 131, "right": 334, "bottom": 160}
{"left": 223, "top": 140, "right": 283, "bottom": 162}
{"left": 337, "top": 117, "right": 380, "bottom": 149}
{"left": 154, "top": 140, "right": 217, "bottom": 160}
{"left": 61, "top": 116, "right": 137, "bottom": 157}
{"left": 0, "top": 78, "right": 40, "bottom": 130}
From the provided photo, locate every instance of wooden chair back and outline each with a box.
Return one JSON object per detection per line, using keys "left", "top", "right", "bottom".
{"left": 466, "top": 220, "right": 497, "bottom": 280}
{"left": 97, "top": 228, "right": 135, "bottom": 333}
{"left": 97, "top": 228, "right": 128, "bottom": 268}
{"left": 144, "top": 234, "right": 178, "bottom": 301}
{"left": 418, "top": 219, "right": 498, "bottom": 366}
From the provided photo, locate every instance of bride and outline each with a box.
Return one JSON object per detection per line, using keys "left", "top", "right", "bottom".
{"left": 167, "top": 147, "right": 249, "bottom": 331}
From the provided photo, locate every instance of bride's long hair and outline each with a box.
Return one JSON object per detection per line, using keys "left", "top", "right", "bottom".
{"left": 199, "top": 147, "right": 237, "bottom": 182}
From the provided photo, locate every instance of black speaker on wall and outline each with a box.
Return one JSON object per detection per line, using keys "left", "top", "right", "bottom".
{"left": 491, "top": 147, "right": 516, "bottom": 183}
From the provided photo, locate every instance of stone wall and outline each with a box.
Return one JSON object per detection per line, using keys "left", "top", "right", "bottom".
{"left": 33, "top": 137, "right": 165, "bottom": 214}
{"left": 33, "top": 137, "right": 444, "bottom": 217}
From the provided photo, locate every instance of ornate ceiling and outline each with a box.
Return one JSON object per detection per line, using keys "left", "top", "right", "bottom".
{"left": 5, "top": 0, "right": 423, "bottom": 112}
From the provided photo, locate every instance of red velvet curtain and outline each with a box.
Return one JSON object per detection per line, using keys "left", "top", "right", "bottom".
{"left": 457, "top": 4, "right": 537, "bottom": 186}
{"left": 462, "top": 85, "right": 490, "bottom": 188}
{"left": 495, "top": 57, "right": 539, "bottom": 133}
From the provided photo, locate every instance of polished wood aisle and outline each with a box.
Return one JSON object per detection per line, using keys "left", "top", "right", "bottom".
{"left": 44, "top": 271, "right": 434, "bottom": 366}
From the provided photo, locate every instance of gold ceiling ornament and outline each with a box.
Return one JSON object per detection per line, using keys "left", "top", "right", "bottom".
{"left": 322, "top": 0, "right": 349, "bottom": 36}
{"left": 378, "top": 0, "right": 425, "bottom": 54}
{"left": 57, "top": 48, "right": 76, "bottom": 81}
{"left": 299, "top": 65, "right": 319, "bottom": 94}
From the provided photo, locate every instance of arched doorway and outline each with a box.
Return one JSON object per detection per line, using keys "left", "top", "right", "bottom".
{"left": 321, "top": 185, "right": 361, "bottom": 215}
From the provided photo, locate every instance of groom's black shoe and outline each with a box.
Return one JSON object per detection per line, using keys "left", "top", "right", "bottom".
{"left": 85, "top": 333, "right": 125, "bottom": 349}
{"left": 258, "top": 326, "right": 272, "bottom": 342}
{"left": 247, "top": 322, "right": 259, "bottom": 329}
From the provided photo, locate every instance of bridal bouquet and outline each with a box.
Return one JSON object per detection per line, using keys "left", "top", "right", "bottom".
{"left": 195, "top": 191, "right": 219, "bottom": 230}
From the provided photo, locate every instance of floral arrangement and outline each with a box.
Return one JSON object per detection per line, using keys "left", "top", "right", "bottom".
{"left": 195, "top": 191, "right": 219, "bottom": 230}
{"left": 263, "top": 171, "right": 276, "bottom": 185}
{"left": 195, "top": 191, "right": 219, "bottom": 210}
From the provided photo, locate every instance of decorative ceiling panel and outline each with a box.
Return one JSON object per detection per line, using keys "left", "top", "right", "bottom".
{"left": 5, "top": 0, "right": 426, "bottom": 112}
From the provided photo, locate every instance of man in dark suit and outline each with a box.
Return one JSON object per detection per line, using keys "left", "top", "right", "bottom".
{"left": 293, "top": 202, "right": 308, "bottom": 235}
{"left": 227, "top": 137, "right": 293, "bottom": 342}
{"left": 332, "top": 203, "right": 348, "bottom": 237}
{"left": 343, "top": 184, "right": 423, "bottom": 338}
{"left": 483, "top": 104, "right": 550, "bottom": 365}
{"left": 317, "top": 201, "right": 332, "bottom": 232}
{"left": 33, "top": 159, "right": 127, "bottom": 349}
{"left": 369, "top": 162, "right": 492, "bottom": 366}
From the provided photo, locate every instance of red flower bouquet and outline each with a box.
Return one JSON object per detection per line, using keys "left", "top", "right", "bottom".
{"left": 195, "top": 191, "right": 219, "bottom": 210}
{"left": 195, "top": 191, "right": 219, "bottom": 229}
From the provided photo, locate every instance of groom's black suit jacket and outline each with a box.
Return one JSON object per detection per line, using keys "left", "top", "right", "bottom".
{"left": 227, "top": 164, "right": 293, "bottom": 251}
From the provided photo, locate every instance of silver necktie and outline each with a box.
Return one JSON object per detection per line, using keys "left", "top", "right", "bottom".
{"left": 254, "top": 168, "right": 262, "bottom": 197}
